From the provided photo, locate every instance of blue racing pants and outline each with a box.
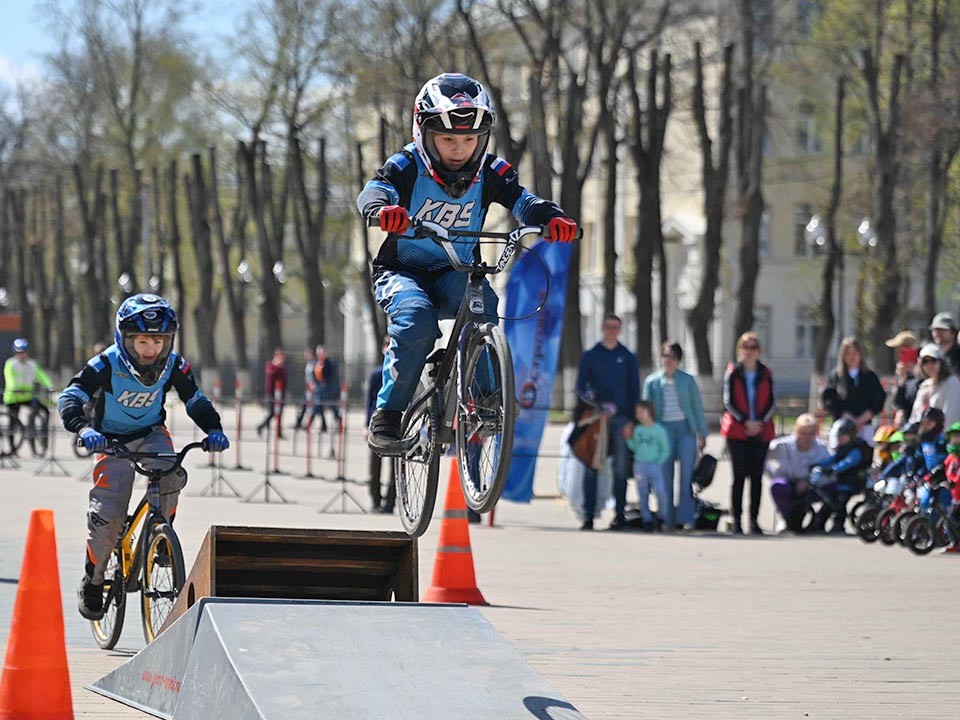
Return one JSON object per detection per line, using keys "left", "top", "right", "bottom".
{"left": 373, "top": 268, "right": 499, "bottom": 413}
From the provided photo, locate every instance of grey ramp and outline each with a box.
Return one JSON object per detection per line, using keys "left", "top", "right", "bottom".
{"left": 86, "top": 597, "right": 351, "bottom": 719}
{"left": 175, "top": 601, "right": 586, "bottom": 719}
{"left": 87, "top": 596, "right": 209, "bottom": 719}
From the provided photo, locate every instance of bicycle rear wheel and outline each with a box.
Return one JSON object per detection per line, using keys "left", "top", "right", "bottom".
{"left": 0, "top": 408, "right": 23, "bottom": 457}
{"left": 395, "top": 391, "right": 441, "bottom": 537}
{"left": 141, "top": 521, "right": 185, "bottom": 643}
{"left": 92, "top": 547, "right": 126, "bottom": 650}
{"left": 455, "top": 323, "right": 516, "bottom": 513}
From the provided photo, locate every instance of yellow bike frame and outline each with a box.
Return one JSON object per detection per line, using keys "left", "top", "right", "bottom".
{"left": 119, "top": 500, "right": 151, "bottom": 580}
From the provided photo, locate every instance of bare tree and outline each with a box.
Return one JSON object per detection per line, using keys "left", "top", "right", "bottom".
{"left": 731, "top": 0, "right": 768, "bottom": 350}
{"left": 53, "top": 175, "right": 75, "bottom": 369}
{"left": 627, "top": 48, "right": 672, "bottom": 369}
{"left": 861, "top": 47, "right": 906, "bottom": 371}
{"left": 208, "top": 145, "right": 249, "bottom": 369}
{"left": 814, "top": 78, "right": 846, "bottom": 376}
{"left": 73, "top": 163, "right": 111, "bottom": 347}
{"left": 165, "top": 160, "right": 187, "bottom": 358}
{"left": 185, "top": 153, "right": 219, "bottom": 369}
{"left": 687, "top": 43, "right": 735, "bottom": 376}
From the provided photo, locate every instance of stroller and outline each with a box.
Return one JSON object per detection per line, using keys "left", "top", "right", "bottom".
{"left": 692, "top": 454, "right": 726, "bottom": 530}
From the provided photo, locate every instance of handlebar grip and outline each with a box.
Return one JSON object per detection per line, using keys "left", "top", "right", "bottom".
{"left": 541, "top": 226, "right": 584, "bottom": 242}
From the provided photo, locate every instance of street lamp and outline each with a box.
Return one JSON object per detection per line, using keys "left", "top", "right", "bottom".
{"left": 805, "top": 213, "right": 846, "bottom": 343}
{"left": 117, "top": 273, "right": 134, "bottom": 294}
{"left": 856, "top": 217, "right": 877, "bottom": 248}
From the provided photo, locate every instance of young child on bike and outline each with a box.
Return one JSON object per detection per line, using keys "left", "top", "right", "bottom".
{"left": 356, "top": 72, "right": 577, "bottom": 454}
{"left": 941, "top": 422, "right": 960, "bottom": 553}
{"left": 879, "top": 409, "right": 947, "bottom": 482}
{"left": 58, "top": 294, "right": 229, "bottom": 620}
{"left": 809, "top": 418, "right": 873, "bottom": 532}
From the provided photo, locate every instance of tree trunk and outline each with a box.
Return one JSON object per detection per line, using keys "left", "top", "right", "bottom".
{"left": 186, "top": 154, "right": 219, "bottom": 369}
{"left": 861, "top": 51, "right": 905, "bottom": 373}
{"left": 9, "top": 190, "right": 32, "bottom": 343}
{"left": 814, "top": 78, "right": 845, "bottom": 375}
{"left": 73, "top": 163, "right": 111, "bottom": 349}
{"left": 151, "top": 169, "right": 165, "bottom": 296}
{"left": 166, "top": 161, "right": 187, "bottom": 359}
{"left": 687, "top": 43, "right": 734, "bottom": 377}
{"left": 290, "top": 132, "right": 328, "bottom": 349}
{"left": 601, "top": 105, "right": 618, "bottom": 318}
{"left": 209, "top": 145, "right": 249, "bottom": 368}
{"left": 54, "top": 176, "right": 75, "bottom": 370}
{"left": 356, "top": 141, "right": 386, "bottom": 350}
{"left": 32, "top": 188, "right": 54, "bottom": 369}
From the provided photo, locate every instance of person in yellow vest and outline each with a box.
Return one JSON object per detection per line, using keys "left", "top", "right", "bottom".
{"left": 3, "top": 338, "right": 54, "bottom": 422}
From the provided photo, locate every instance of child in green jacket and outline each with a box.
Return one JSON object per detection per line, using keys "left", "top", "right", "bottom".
{"left": 626, "top": 401, "right": 670, "bottom": 531}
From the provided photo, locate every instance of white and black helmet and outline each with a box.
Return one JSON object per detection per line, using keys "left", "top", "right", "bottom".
{"left": 412, "top": 73, "right": 496, "bottom": 198}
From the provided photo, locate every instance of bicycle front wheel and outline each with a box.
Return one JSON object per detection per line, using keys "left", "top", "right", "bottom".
{"left": 395, "top": 391, "right": 441, "bottom": 537}
{"left": 455, "top": 323, "right": 516, "bottom": 513}
{"left": 0, "top": 408, "right": 23, "bottom": 457}
{"left": 92, "top": 546, "right": 126, "bottom": 650}
{"left": 141, "top": 521, "right": 185, "bottom": 643}
{"left": 28, "top": 407, "right": 49, "bottom": 458}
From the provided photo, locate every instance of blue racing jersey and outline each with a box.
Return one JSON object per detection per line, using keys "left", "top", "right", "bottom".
{"left": 357, "top": 144, "right": 564, "bottom": 273}
{"left": 58, "top": 344, "right": 222, "bottom": 442}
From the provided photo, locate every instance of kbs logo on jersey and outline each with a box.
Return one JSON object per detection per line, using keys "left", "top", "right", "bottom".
{"left": 116, "top": 389, "right": 160, "bottom": 409}
{"left": 413, "top": 199, "right": 475, "bottom": 228}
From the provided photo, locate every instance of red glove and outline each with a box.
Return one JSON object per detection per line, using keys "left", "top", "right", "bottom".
{"left": 378, "top": 205, "right": 409, "bottom": 234}
{"left": 547, "top": 216, "right": 577, "bottom": 243}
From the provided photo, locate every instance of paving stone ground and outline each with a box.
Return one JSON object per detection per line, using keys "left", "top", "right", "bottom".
{"left": 1, "top": 404, "right": 958, "bottom": 719}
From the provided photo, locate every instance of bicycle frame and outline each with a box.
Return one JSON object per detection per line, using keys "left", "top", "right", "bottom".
{"left": 398, "top": 220, "right": 544, "bottom": 447}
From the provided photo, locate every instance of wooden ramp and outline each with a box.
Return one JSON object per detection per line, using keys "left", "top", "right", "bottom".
{"left": 160, "top": 526, "right": 418, "bottom": 634}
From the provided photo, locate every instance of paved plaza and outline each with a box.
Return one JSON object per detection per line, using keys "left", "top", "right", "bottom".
{"left": 1, "top": 404, "right": 958, "bottom": 718}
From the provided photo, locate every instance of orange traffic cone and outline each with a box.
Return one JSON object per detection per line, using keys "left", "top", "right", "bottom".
{"left": 422, "top": 459, "right": 487, "bottom": 605}
{"left": 0, "top": 509, "right": 74, "bottom": 719}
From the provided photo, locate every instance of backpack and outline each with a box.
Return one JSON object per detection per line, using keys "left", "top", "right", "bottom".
{"left": 567, "top": 408, "right": 608, "bottom": 470}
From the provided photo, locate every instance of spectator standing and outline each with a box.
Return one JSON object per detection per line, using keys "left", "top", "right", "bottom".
{"left": 293, "top": 347, "right": 317, "bottom": 430}
{"left": 929, "top": 312, "right": 960, "bottom": 377}
{"left": 721, "top": 332, "right": 776, "bottom": 534}
{"left": 765, "top": 413, "right": 830, "bottom": 530}
{"left": 366, "top": 338, "right": 396, "bottom": 513}
{"left": 625, "top": 401, "right": 670, "bottom": 531}
{"left": 311, "top": 345, "right": 340, "bottom": 433}
{"left": 256, "top": 347, "right": 287, "bottom": 437}
{"left": 886, "top": 331, "right": 920, "bottom": 426}
{"left": 821, "top": 336, "right": 885, "bottom": 449}
{"left": 909, "top": 344, "right": 960, "bottom": 426}
{"left": 575, "top": 314, "right": 640, "bottom": 531}
{"left": 642, "top": 341, "right": 708, "bottom": 531}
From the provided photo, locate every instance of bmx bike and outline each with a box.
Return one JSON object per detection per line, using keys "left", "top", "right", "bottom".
{"left": 86, "top": 438, "right": 211, "bottom": 648}
{"left": 368, "top": 217, "right": 579, "bottom": 537}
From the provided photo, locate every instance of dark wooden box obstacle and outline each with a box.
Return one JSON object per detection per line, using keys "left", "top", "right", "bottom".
{"left": 160, "top": 526, "right": 418, "bottom": 634}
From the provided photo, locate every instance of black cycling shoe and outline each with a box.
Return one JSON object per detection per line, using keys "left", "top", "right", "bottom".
{"left": 367, "top": 409, "right": 404, "bottom": 456}
{"left": 77, "top": 577, "right": 105, "bottom": 620}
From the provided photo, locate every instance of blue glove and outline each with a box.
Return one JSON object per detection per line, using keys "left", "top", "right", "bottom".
{"left": 204, "top": 431, "right": 230, "bottom": 452}
{"left": 79, "top": 427, "right": 107, "bottom": 452}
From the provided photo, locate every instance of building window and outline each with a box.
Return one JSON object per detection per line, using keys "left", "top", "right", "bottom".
{"left": 758, "top": 206, "right": 771, "bottom": 257}
{"left": 797, "top": 0, "right": 815, "bottom": 37}
{"left": 753, "top": 305, "right": 772, "bottom": 353}
{"left": 795, "top": 306, "right": 822, "bottom": 360}
{"left": 796, "top": 115, "right": 822, "bottom": 156}
{"left": 794, "top": 204, "right": 824, "bottom": 257}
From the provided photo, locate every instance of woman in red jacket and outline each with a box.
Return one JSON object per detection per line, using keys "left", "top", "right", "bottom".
{"left": 721, "top": 332, "right": 776, "bottom": 534}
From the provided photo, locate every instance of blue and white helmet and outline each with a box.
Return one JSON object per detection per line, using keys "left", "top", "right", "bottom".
{"left": 114, "top": 294, "right": 178, "bottom": 386}
{"left": 412, "top": 73, "right": 496, "bottom": 198}
{"left": 12, "top": 338, "right": 28, "bottom": 353}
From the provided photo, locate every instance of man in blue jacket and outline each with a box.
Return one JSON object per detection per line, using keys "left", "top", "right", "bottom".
{"left": 575, "top": 314, "right": 640, "bottom": 530}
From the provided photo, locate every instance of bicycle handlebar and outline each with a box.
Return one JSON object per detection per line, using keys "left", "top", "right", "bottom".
{"left": 77, "top": 439, "right": 210, "bottom": 477}
{"left": 365, "top": 216, "right": 583, "bottom": 274}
